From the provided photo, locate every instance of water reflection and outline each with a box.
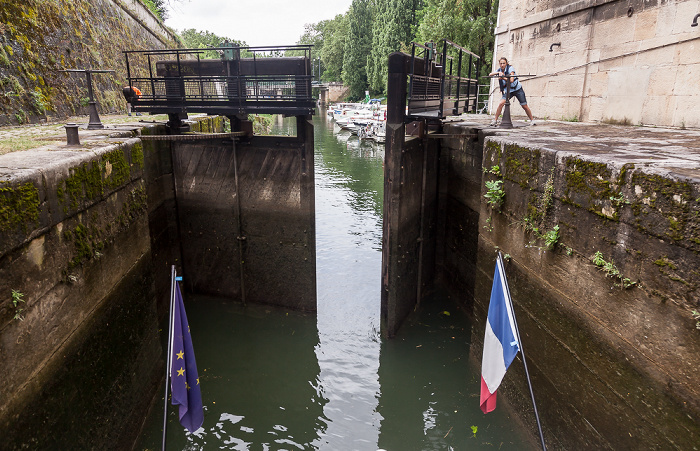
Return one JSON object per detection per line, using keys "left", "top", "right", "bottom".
{"left": 136, "top": 109, "right": 534, "bottom": 450}
{"left": 312, "top": 112, "right": 384, "bottom": 448}
{"left": 138, "top": 301, "right": 327, "bottom": 450}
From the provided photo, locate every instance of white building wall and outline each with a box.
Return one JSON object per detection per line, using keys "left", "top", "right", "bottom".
{"left": 490, "top": 0, "right": 700, "bottom": 128}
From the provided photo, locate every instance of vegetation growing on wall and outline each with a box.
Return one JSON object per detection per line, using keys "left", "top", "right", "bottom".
{"left": 0, "top": 0, "right": 179, "bottom": 125}
{"left": 592, "top": 251, "right": 636, "bottom": 289}
{"left": 0, "top": 180, "right": 40, "bottom": 232}
{"left": 139, "top": 0, "right": 168, "bottom": 21}
{"left": 63, "top": 184, "right": 147, "bottom": 273}
{"left": 56, "top": 144, "right": 140, "bottom": 213}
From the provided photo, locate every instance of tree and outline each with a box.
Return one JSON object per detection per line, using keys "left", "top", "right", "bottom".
{"left": 179, "top": 29, "right": 247, "bottom": 59}
{"left": 320, "top": 14, "right": 349, "bottom": 82}
{"left": 342, "top": 0, "right": 373, "bottom": 100}
{"left": 415, "top": 0, "right": 497, "bottom": 78}
{"left": 367, "top": 0, "right": 422, "bottom": 94}
{"left": 141, "top": 0, "right": 168, "bottom": 20}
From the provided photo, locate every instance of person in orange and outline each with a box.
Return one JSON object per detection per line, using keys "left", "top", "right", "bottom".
{"left": 122, "top": 86, "right": 142, "bottom": 116}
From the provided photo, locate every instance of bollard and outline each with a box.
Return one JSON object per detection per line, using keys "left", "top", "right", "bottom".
{"left": 65, "top": 123, "right": 80, "bottom": 145}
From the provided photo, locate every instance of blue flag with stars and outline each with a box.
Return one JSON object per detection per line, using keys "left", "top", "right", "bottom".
{"left": 170, "top": 282, "right": 203, "bottom": 433}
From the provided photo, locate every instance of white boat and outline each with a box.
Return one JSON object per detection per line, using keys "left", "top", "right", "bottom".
{"left": 357, "top": 119, "right": 386, "bottom": 143}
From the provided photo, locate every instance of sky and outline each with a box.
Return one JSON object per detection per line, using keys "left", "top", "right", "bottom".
{"left": 165, "top": 0, "right": 354, "bottom": 47}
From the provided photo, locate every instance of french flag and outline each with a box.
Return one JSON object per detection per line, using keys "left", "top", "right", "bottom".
{"left": 480, "top": 255, "right": 520, "bottom": 414}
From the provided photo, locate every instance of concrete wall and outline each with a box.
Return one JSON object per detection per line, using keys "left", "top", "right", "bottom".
{"left": 0, "top": 133, "right": 163, "bottom": 449}
{"left": 491, "top": 0, "right": 700, "bottom": 127}
{"left": 0, "top": 116, "right": 228, "bottom": 449}
{"left": 434, "top": 122, "right": 700, "bottom": 448}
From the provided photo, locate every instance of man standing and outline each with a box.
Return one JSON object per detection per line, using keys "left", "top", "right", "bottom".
{"left": 489, "top": 57, "right": 535, "bottom": 126}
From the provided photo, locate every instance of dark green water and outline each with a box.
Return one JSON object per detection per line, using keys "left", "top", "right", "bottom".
{"left": 136, "top": 111, "right": 535, "bottom": 450}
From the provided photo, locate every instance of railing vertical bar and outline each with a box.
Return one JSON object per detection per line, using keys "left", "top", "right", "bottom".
{"left": 147, "top": 54, "right": 155, "bottom": 100}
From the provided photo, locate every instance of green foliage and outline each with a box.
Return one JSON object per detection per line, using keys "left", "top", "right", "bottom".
{"left": 249, "top": 114, "right": 272, "bottom": 135}
{"left": 11, "top": 289, "right": 25, "bottom": 321}
{"left": 483, "top": 215, "right": 493, "bottom": 232}
{"left": 30, "top": 87, "right": 48, "bottom": 114}
{"left": 319, "top": 14, "right": 349, "bottom": 82}
{"left": 543, "top": 225, "right": 559, "bottom": 250}
{"left": 367, "top": 0, "right": 421, "bottom": 93}
{"left": 178, "top": 29, "right": 247, "bottom": 59}
{"left": 692, "top": 310, "right": 700, "bottom": 330}
{"left": 415, "top": 0, "right": 497, "bottom": 79}
{"left": 562, "top": 115, "right": 580, "bottom": 122}
{"left": 483, "top": 164, "right": 501, "bottom": 176}
{"left": 591, "top": 251, "right": 637, "bottom": 289}
{"left": 343, "top": 0, "right": 373, "bottom": 100}
{"left": 484, "top": 179, "right": 504, "bottom": 209}
{"left": 293, "top": 0, "right": 494, "bottom": 97}
{"left": 139, "top": 0, "right": 167, "bottom": 21}
{"left": 609, "top": 192, "right": 629, "bottom": 208}
{"left": 14, "top": 109, "right": 27, "bottom": 124}
{"left": 470, "top": 425, "right": 478, "bottom": 437}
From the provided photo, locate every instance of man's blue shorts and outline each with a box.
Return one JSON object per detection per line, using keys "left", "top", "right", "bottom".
{"left": 501, "top": 88, "right": 527, "bottom": 105}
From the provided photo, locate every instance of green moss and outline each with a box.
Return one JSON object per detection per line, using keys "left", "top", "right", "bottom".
{"left": 65, "top": 185, "right": 146, "bottom": 270}
{"left": 563, "top": 157, "right": 616, "bottom": 218}
{"left": 654, "top": 257, "right": 677, "bottom": 271}
{"left": 131, "top": 142, "right": 144, "bottom": 169}
{"left": 631, "top": 172, "right": 694, "bottom": 242}
{"left": 59, "top": 161, "right": 104, "bottom": 211}
{"left": 70, "top": 223, "right": 93, "bottom": 267}
{"left": 104, "top": 148, "right": 131, "bottom": 188}
{"left": 0, "top": 181, "right": 40, "bottom": 231}
{"left": 617, "top": 163, "right": 634, "bottom": 186}
{"left": 504, "top": 144, "right": 540, "bottom": 189}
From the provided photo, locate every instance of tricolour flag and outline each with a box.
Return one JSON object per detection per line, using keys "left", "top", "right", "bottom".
{"left": 170, "top": 282, "right": 204, "bottom": 432}
{"left": 480, "top": 255, "right": 520, "bottom": 413}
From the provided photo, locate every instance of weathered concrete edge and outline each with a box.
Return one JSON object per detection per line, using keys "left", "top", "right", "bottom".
{"left": 476, "top": 130, "right": 700, "bottom": 444}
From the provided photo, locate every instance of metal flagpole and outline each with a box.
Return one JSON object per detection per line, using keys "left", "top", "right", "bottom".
{"left": 162, "top": 265, "right": 178, "bottom": 451}
{"left": 497, "top": 251, "right": 547, "bottom": 451}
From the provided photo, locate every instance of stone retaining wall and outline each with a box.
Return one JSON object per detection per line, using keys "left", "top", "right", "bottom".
{"left": 438, "top": 121, "right": 700, "bottom": 448}
{"left": 0, "top": 116, "right": 221, "bottom": 449}
{"left": 0, "top": 0, "right": 180, "bottom": 126}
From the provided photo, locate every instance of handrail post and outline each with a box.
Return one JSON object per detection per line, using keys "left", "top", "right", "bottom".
{"left": 455, "top": 49, "right": 463, "bottom": 115}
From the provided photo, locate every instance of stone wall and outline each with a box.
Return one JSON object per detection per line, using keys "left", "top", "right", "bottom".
{"left": 436, "top": 122, "right": 700, "bottom": 448}
{"left": 0, "top": 116, "right": 223, "bottom": 449}
{"left": 491, "top": 0, "right": 700, "bottom": 128}
{"left": 0, "top": 0, "right": 180, "bottom": 126}
{"left": 327, "top": 82, "right": 351, "bottom": 103}
{"left": 0, "top": 131, "right": 162, "bottom": 449}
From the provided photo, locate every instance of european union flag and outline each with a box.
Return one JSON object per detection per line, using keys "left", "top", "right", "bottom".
{"left": 170, "top": 282, "right": 203, "bottom": 433}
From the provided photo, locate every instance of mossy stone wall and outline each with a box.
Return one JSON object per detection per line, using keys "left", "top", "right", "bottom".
{"left": 0, "top": 0, "right": 180, "bottom": 125}
{"left": 437, "top": 124, "right": 700, "bottom": 448}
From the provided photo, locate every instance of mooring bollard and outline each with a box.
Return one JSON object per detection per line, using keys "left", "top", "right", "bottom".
{"left": 65, "top": 123, "right": 80, "bottom": 145}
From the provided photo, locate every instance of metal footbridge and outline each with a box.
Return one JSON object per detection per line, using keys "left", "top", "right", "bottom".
{"left": 123, "top": 44, "right": 316, "bottom": 122}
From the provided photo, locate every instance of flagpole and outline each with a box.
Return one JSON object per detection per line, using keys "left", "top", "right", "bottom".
{"left": 162, "top": 265, "right": 177, "bottom": 451}
{"left": 497, "top": 252, "right": 547, "bottom": 451}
